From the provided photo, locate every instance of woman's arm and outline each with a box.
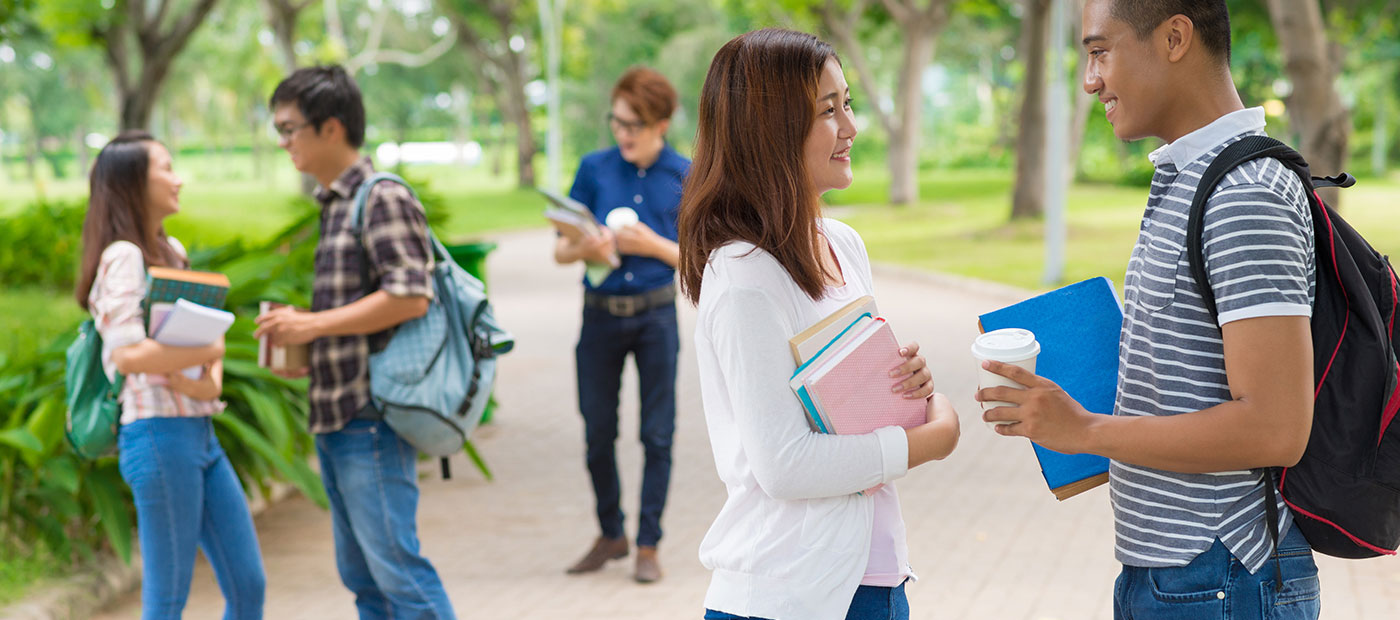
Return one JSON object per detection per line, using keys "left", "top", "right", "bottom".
{"left": 112, "top": 338, "right": 224, "bottom": 376}
{"left": 165, "top": 357, "right": 224, "bottom": 401}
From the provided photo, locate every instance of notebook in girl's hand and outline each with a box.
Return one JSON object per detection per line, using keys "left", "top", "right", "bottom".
{"left": 978, "top": 276, "right": 1123, "bottom": 500}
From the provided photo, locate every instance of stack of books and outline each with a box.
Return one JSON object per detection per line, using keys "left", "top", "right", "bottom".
{"left": 151, "top": 299, "right": 236, "bottom": 379}
{"left": 144, "top": 266, "right": 230, "bottom": 331}
{"left": 788, "top": 296, "right": 925, "bottom": 435}
{"left": 538, "top": 187, "right": 618, "bottom": 287}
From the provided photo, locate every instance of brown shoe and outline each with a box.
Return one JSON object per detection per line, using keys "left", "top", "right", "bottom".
{"left": 566, "top": 536, "right": 628, "bottom": 574}
{"left": 634, "top": 546, "right": 662, "bottom": 583}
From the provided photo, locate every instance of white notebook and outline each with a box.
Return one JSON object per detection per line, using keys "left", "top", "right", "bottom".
{"left": 151, "top": 299, "right": 236, "bottom": 379}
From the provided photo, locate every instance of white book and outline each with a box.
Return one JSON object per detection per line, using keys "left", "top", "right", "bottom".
{"left": 152, "top": 299, "right": 236, "bottom": 379}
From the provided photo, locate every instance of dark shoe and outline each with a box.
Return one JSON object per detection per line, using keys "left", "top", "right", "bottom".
{"left": 566, "top": 536, "right": 628, "bottom": 574}
{"left": 634, "top": 546, "right": 662, "bottom": 583}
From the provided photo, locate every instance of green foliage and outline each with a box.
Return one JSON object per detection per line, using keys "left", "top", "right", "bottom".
{"left": 0, "top": 200, "right": 84, "bottom": 289}
{"left": 0, "top": 198, "right": 332, "bottom": 570}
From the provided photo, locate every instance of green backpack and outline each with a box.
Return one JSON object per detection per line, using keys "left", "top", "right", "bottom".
{"left": 65, "top": 319, "right": 124, "bottom": 460}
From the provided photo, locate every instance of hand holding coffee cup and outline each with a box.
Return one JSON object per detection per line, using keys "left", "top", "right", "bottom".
{"left": 970, "top": 328, "right": 1040, "bottom": 430}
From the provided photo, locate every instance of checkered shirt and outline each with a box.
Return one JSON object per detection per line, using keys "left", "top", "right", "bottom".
{"left": 308, "top": 157, "right": 434, "bottom": 434}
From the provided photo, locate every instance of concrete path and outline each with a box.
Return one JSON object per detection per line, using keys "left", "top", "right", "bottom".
{"left": 92, "top": 227, "right": 1400, "bottom": 619}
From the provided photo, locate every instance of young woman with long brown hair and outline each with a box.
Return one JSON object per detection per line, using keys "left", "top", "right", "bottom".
{"left": 679, "top": 29, "right": 960, "bottom": 620}
{"left": 77, "top": 131, "right": 264, "bottom": 619}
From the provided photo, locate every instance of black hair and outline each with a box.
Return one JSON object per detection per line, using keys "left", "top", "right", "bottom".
{"left": 269, "top": 65, "right": 367, "bottom": 148}
{"left": 1111, "top": 0, "right": 1231, "bottom": 64}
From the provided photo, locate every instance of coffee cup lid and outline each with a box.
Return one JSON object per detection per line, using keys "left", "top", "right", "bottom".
{"left": 971, "top": 328, "right": 1040, "bottom": 362}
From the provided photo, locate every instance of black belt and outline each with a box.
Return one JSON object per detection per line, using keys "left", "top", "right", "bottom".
{"left": 584, "top": 283, "right": 676, "bottom": 317}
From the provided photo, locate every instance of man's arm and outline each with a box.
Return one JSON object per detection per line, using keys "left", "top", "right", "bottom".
{"left": 254, "top": 291, "right": 428, "bottom": 346}
{"left": 980, "top": 314, "right": 1314, "bottom": 472}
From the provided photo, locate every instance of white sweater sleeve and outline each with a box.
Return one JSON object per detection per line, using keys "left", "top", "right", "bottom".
{"left": 709, "top": 285, "right": 910, "bottom": 500}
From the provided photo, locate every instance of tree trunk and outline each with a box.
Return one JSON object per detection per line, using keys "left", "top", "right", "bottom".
{"left": 888, "top": 24, "right": 934, "bottom": 205}
{"left": 511, "top": 101, "right": 536, "bottom": 188}
{"left": 1011, "top": 0, "right": 1052, "bottom": 220}
{"left": 74, "top": 126, "right": 90, "bottom": 178}
{"left": 1373, "top": 69, "right": 1390, "bottom": 178}
{"left": 1265, "top": 0, "right": 1350, "bottom": 207}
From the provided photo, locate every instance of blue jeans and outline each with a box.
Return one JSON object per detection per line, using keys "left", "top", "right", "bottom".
{"left": 703, "top": 582, "right": 910, "bottom": 620}
{"left": 1114, "top": 523, "right": 1321, "bottom": 619}
{"left": 316, "top": 419, "right": 456, "bottom": 620}
{"left": 118, "top": 416, "right": 265, "bottom": 620}
{"left": 576, "top": 302, "right": 679, "bottom": 547}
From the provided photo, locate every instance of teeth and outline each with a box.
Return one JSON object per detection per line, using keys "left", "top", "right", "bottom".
{"left": 1105, "top": 100, "right": 1117, "bottom": 112}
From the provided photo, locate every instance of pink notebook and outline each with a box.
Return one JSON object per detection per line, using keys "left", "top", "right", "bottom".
{"left": 802, "top": 319, "right": 926, "bottom": 435}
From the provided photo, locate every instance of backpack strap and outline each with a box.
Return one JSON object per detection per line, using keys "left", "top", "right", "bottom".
{"left": 1184, "top": 135, "right": 1356, "bottom": 589}
{"left": 348, "top": 172, "right": 460, "bottom": 477}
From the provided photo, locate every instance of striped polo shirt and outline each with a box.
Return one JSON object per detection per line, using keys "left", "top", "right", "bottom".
{"left": 1111, "top": 107, "right": 1315, "bottom": 573}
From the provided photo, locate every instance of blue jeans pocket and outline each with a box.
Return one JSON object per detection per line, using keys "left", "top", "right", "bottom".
{"left": 1148, "top": 562, "right": 1229, "bottom": 604}
{"left": 1260, "top": 545, "right": 1321, "bottom": 620}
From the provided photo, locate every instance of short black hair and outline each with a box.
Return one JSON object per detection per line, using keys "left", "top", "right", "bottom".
{"left": 1111, "top": 0, "right": 1231, "bottom": 64}
{"left": 269, "top": 65, "right": 366, "bottom": 148}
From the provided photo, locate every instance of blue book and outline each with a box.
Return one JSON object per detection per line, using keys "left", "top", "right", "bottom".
{"left": 978, "top": 276, "right": 1122, "bottom": 500}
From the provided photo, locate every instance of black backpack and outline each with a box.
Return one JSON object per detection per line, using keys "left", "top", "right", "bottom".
{"left": 1187, "top": 135, "right": 1400, "bottom": 560}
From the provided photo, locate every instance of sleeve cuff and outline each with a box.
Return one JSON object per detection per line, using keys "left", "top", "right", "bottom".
{"left": 874, "top": 425, "right": 910, "bottom": 483}
{"left": 1217, "top": 302, "right": 1312, "bottom": 327}
{"left": 378, "top": 270, "right": 434, "bottom": 300}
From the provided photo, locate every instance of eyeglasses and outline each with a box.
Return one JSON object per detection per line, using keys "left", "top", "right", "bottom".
{"left": 607, "top": 113, "right": 649, "bottom": 136}
{"left": 273, "top": 121, "right": 311, "bottom": 139}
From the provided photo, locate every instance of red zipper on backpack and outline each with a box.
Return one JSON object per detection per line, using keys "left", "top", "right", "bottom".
{"left": 1315, "top": 198, "right": 1349, "bottom": 399}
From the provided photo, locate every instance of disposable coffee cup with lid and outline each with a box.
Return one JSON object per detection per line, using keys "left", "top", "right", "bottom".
{"left": 971, "top": 328, "right": 1041, "bottom": 428}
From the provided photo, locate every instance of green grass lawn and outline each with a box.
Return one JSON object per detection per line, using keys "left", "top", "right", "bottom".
{"left": 831, "top": 166, "right": 1400, "bottom": 292}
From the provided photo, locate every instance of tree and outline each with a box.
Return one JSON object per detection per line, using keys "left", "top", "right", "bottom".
{"left": 259, "top": 0, "right": 317, "bottom": 73}
{"left": 1265, "top": 0, "right": 1349, "bottom": 205}
{"left": 817, "top": 0, "right": 955, "bottom": 205}
{"left": 1010, "top": 0, "right": 1050, "bottom": 220}
{"left": 438, "top": 0, "right": 539, "bottom": 189}
{"left": 88, "top": 0, "right": 221, "bottom": 130}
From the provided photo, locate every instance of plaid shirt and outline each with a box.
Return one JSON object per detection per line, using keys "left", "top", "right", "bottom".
{"left": 89, "top": 237, "right": 225, "bottom": 424}
{"left": 308, "top": 157, "right": 434, "bottom": 434}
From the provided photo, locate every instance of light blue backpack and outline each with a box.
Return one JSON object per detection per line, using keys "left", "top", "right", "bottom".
{"left": 350, "top": 173, "right": 514, "bottom": 467}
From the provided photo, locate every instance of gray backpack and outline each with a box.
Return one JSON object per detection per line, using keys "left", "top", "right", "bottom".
{"left": 350, "top": 172, "right": 514, "bottom": 469}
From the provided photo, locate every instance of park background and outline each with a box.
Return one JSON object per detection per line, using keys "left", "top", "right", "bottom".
{"left": 0, "top": 0, "right": 1397, "bottom": 614}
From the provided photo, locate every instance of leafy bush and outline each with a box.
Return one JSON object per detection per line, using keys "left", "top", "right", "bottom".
{"left": 0, "top": 203, "right": 327, "bottom": 565}
{"left": 0, "top": 200, "right": 84, "bottom": 290}
{"left": 0, "top": 179, "right": 480, "bottom": 572}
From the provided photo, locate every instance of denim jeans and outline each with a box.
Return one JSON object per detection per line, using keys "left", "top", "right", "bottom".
{"left": 1114, "top": 523, "right": 1321, "bottom": 619}
{"left": 576, "top": 302, "right": 679, "bottom": 547}
{"left": 703, "top": 582, "right": 910, "bottom": 620}
{"left": 118, "top": 416, "right": 265, "bottom": 620}
{"left": 316, "top": 419, "right": 456, "bottom": 620}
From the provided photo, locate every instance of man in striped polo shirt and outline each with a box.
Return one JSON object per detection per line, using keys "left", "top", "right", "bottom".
{"left": 978, "top": 1, "right": 1322, "bottom": 617}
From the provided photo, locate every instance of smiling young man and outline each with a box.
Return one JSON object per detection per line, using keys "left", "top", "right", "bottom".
{"left": 979, "top": 1, "right": 1321, "bottom": 617}
{"left": 254, "top": 65, "right": 457, "bottom": 619}
{"left": 555, "top": 67, "right": 688, "bottom": 584}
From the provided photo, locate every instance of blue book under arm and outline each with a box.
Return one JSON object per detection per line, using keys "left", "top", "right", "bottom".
{"left": 978, "top": 276, "right": 1123, "bottom": 500}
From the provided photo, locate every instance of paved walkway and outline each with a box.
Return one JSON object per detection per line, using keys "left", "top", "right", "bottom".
{"left": 93, "top": 228, "right": 1400, "bottom": 619}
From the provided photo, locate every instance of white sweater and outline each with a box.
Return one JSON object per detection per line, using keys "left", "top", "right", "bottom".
{"left": 695, "top": 219, "right": 910, "bottom": 620}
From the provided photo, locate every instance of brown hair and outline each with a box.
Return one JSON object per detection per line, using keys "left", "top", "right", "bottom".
{"left": 75, "top": 130, "right": 185, "bottom": 310}
{"left": 678, "top": 28, "right": 837, "bottom": 305}
{"left": 611, "top": 67, "right": 678, "bottom": 126}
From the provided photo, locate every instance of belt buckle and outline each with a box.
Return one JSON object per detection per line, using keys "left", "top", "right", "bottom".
{"left": 607, "top": 296, "right": 638, "bottom": 317}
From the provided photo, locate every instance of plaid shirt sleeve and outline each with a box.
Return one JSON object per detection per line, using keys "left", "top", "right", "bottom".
{"left": 362, "top": 182, "right": 434, "bottom": 299}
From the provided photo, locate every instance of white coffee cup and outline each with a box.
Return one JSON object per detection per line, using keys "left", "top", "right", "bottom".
{"left": 970, "top": 328, "right": 1040, "bottom": 429}
{"left": 605, "top": 207, "right": 639, "bottom": 230}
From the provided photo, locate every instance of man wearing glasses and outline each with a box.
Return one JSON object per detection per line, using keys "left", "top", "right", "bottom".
{"left": 555, "top": 67, "right": 689, "bottom": 584}
{"left": 256, "top": 65, "right": 456, "bottom": 618}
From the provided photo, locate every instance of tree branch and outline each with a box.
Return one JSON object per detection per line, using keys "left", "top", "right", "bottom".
{"left": 819, "top": 0, "right": 894, "bottom": 134}
{"left": 349, "top": 27, "right": 456, "bottom": 72}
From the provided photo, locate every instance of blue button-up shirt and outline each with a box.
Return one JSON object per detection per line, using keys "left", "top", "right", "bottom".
{"left": 568, "top": 144, "right": 689, "bottom": 295}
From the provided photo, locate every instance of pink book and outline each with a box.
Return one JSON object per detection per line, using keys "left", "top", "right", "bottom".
{"left": 803, "top": 318, "right": 925, "bottom": 435}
